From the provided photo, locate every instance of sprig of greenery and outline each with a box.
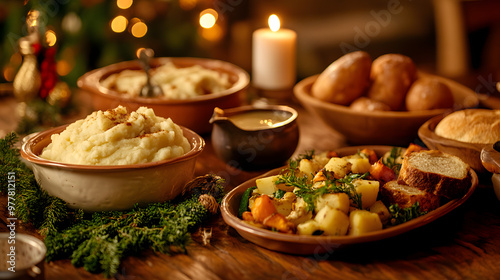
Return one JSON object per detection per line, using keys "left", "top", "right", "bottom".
{"left": 275, "top": 168, "right": 365, "bottom": 212}
{"left": 382, "top": 147, "right": 403, "bottom": 175}
{"left": 0, "top": 132, "right": 76, "bottom": 232}
{"left": 45, "top": 196, "right": 213, "bottom": 277}
{"left": 388, "top": 202, "right": 427, "bottom": 225}
{"left": 0, "top": 133, "right": 225, "bottom": 278}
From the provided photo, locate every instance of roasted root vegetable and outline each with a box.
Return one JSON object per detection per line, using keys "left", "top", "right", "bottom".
{"left": 369, "top": 160, "right": 396, "bottom": 184}
{"left": 239, "top": 145, "right": 432, "bottom": 237}
{"left": 248, "top": 195, "right": 294, "bottom": 233}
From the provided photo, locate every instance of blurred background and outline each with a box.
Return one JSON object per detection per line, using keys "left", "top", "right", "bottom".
{"left": 1, "top": 0, "right": 499, "bottom": 90}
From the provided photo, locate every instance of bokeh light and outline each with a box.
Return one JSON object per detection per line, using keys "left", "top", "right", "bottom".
{"left": 45, "top": 30, "right": 57, "bottom": 47}
{"left": 111, "top": 15, "right": 128, "bottom": 33}
{"left": 61, "top": 12, "right": 82, "bottom": 34}
{"left": 199, "top": 9, "right": 217, "bottom": 29}
{"left": 117, "top": 0, "right": 133, "bottom": 9}
{"left": 131, "top": 21, "right": 148, "bottom": 38}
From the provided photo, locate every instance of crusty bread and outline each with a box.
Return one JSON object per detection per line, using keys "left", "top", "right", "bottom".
{"left": 380, "top": 180, "right": 440, "bottom": 212}
{"left": 435, "top": 109, "right": 500, "bottom": 144}
{"left": 397, "top": 150, "right": 471, "bottom": 199}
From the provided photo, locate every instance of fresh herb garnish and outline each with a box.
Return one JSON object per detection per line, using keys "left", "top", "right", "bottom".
{"left": 388, "top": 202, "right": 427, "bottom": 225}
{"left": 275, "top": 168, "right": 365, "bottom": 212}
{"left": 382, "top": 147, "right": 403, "bottom": 174}
{"left": 274, "top": 189, "right": 286, "bottom": 199}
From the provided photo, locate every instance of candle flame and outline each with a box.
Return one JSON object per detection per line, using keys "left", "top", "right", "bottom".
{"left": 268, "top": 14, "right": 280, "bottom": 32}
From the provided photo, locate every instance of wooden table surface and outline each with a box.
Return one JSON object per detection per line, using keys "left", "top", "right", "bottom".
{"left": 1, "top": 89, "right": 499, "bottom": 280}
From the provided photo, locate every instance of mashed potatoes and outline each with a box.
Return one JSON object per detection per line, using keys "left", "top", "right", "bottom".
{"left": 40, "top": 106, "right": 191, "bottom": 165}
{"left": 101, "top": 62, "right": 232, "bottom": 99}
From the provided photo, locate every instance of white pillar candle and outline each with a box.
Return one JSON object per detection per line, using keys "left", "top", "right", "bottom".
{"left": 252, "top": 15, "right": 297, "bottom": 90}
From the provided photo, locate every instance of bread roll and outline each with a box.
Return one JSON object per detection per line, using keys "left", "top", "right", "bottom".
{"left": 405, "top": 78, "right": 454, "bottom": 111}
{"left": 350, "top": 97, "right": 391, "bottom": 112}
{"left": 367, "top": 54, "right": 417, "bottom": 110}
{"left": 435, "top": 109, "right": 500, "bottom": 144}
{"left": 397, "top": 150, "right": 471, "bottom": 199}
{"left": 311, "top": 51, "right": 372, "bottom": 105}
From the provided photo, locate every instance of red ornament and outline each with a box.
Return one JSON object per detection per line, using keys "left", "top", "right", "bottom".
{"left": 39, "top": 47, "right": 58, "bottom": 99}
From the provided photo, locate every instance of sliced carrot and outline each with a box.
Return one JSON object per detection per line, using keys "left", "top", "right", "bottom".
{"left": 251, "top": 195, "right": 294, "bottom": 233}
{"left": 369, "top": 160, "right": 396, "bottom": 184}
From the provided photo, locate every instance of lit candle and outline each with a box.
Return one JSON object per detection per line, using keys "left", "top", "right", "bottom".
{"left": 252, "top": 14, "right": 296, "bottom": 90}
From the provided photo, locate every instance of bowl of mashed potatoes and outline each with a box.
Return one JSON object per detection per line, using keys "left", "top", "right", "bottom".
{"left": 21, "top": 106, "right": 205, "bottom": 211}
{"left": 77, "top": 57, "right": 250, "bottom": 134}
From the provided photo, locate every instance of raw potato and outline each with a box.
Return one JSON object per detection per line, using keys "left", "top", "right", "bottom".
{"left": 311, "top": 51, "right": 372, "bottom": 105}
{"left": 324, "top": 157, "right": 351, "bottom": 179}
{"left": 297, "top": 220, "right": 320, "bottom": 235}
{"left": 350, "top": 97, "right": 391, "bottom": 112}
{"left": 405, "top": 78, "right": 454, "bottom": 111}
{"left": 255, "top": 175, "right": 279, "bottom": 196}
{"left": 349, "top": 209, "right": 383, "bottom": 236}
{"left": 315, "top": 193, "right": 350, "bottom": 214}
{"left": 353, "top": 179, "right": 380, "bottom": 208}
{"left": 368, "top": 200, "right": 391, "bottom": 224}
{"left": 314, "top": 206, "right": 350, "bottom": 236}
{"left": 367, "top": 54, "right": 417, "bottom": 110}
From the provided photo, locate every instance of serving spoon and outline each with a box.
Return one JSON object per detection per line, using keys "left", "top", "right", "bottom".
{"left": 138, "top": 48, "right": 163, "bottom": 97}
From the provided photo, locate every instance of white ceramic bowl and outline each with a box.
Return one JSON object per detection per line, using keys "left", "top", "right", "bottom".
{"left": 21, "top": 124, "right": 205, "bottom": 211}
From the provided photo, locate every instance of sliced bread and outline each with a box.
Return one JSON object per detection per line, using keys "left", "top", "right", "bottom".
{"left": 397, "top": 150, "right": 471, "bottom": 199}
{"left": 380, "top": 180, "right": 440, "bottom": 212}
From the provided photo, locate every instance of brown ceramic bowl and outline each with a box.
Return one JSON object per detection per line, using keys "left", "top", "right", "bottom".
{"left": 221, "top": 145, "right": 478, "bottom": 254}
{"left": 77, "top": 57, "right": 250, "bottom": 134}
{"left": 418, "top": 114, "right": 488, "bottom": 173}
{"left": 21, "top": 124, "right": 205, "bottom": 212}
{"left": 210, "top": 105, "right": 299, "bottom": 170}
{"left": 293, "top": 72, "right": 479, "bottom": 146}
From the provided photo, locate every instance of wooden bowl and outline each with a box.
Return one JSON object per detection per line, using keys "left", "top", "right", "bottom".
{"left": 77, "top": 57, "right": 250, "bottom": 135}
{"left": 418, "top": 114, "right": 487, "bottom": 173}
{"left": 293, "top": 72, "right": 479, "bottom": 146}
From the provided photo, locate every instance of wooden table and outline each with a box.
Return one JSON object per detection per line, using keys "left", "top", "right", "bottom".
{"left": 1, "top": 90, "right": 499, "bottom": 280}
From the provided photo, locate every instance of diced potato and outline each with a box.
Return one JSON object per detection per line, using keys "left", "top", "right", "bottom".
{"left": 315, "top": 193, "right": 350, "bottom": 214}
{"left": 312, "top": 152, "right": 330, "bottom": 167}
{"left": 347, "top": 157, "right": 371, "bottom": 174}
{"left": 324, "top": 157, "right": 351, "bottom": 179}
{"left": 353, "top": 179, "right": 379, "bottom": 208}
{"left": 314, "top": 206, "right": 350, "bottom": 236}
{"left": 348, "top": 209, "right": 383, "bottom": 236}
{"left": 255, "top": 175, "right": 279, "bottom": 196}
{"left": 298, "top": 159, "right": 316, "bottom": 179}
{"left": 297, "top": 220, "right": 320, "bottom": 235}
{"left": 368, "top": 200, "right": 391, "bottom": 224}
